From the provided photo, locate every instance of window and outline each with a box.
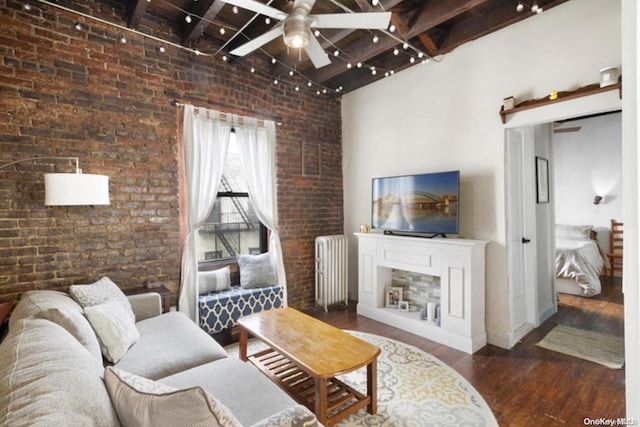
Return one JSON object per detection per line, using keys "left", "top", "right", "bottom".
{"left": 196, "top": 133, "right": 267, "bottom": 262}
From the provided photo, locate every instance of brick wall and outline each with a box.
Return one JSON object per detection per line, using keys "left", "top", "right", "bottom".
{"left": 0, "top": 0, "right": 343, "bottom": 309}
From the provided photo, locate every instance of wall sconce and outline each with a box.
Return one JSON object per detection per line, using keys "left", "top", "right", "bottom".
{"left": 0, "top": 157, "right": 110, "bottom": 206}
{"left": 593, "top": 195, "right": 603, "bottom": 205}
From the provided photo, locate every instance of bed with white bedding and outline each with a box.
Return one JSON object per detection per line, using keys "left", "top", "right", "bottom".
{"left": 555, "top": 224, "right": 609, "bottom": 297}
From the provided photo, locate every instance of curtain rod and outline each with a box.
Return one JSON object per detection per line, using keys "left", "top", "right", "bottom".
{"left": 172, "top": 99, "right": 283, "bottom": 125}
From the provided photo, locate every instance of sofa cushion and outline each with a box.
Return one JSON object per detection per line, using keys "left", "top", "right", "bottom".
{"left": 115, "top": 311, "right": 228, "bottom": 380}
{"left": 238, "top": 253, "right": 277, "bottom": 289}
{"left": 70, "top": 276, "right": 135, "bottom": 323}
{"left": 34, "top": 308, "right": 102, "bottom": 361}
{"left": 85, "top": 299, "right": 140, "bottom": 363}
{"left": 0, "top": 318, "right": 120, "bottom": 427}
{"left": 160, "top": 357, "right": 299, "bottom": 427}
{"left": 105, "top": 367, "right": 241, "bottom": 427}
{"left": 8, "top": 290, "right": 84, "bottom": 330}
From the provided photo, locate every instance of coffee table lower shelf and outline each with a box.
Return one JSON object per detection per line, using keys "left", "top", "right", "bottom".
{"left": 248, "top": 348, "right": 371, "bottom": 426}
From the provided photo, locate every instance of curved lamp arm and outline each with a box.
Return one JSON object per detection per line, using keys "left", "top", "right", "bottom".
{"left": 0, "top": 156, "right": 81, "bottom": 172}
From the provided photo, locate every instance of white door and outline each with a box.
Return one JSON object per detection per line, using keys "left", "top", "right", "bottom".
{"left": 505, "top": 127, "right": 537, "bottom": 344}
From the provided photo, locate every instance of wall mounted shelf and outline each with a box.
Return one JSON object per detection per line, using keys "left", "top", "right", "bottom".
{"left": 499, "top": 79, "right": 622, "bottom": 124}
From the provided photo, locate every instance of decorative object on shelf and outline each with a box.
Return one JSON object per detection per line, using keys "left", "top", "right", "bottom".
{"left": 593, "top": 195, "right": 603, "bottom": 205}
{"left": 498, "top": 81, "right": 622, "bottom": 124}
{"left": 385, "top": 287, "right": 403, "bottom": 308}
{"left": 536, "top": 157, "right": 550, "bottom": 204}
{"left": 398, "top": 301, "right": 409, "bottom": 312}
{"left": 426, "top": 301, "right": 436, "bottom": 322}
{"left": 503, "top": 96, "right": 515, "bottom": 110}
{"left": 0, "top": 157, "right": 110, "bottom": 206}
{"left": 600, "top": 67, "right": 620, "bottom": 88}
{"left": 359, "top": 224, "right": 371, "bottom": 233}
{"left": 549, "top": 90, "right": 558, "bottom": 100}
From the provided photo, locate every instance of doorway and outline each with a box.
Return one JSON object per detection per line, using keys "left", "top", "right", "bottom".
{"left": 503, "top": 90, "right": 622, "bottom": 347}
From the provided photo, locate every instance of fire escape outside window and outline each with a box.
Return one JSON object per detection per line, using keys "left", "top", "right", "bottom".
{"left": 195, "top": 133, "right": 267, "bottom": 262}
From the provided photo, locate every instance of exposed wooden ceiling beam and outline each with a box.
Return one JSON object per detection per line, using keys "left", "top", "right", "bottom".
{"left": 437, "top": 0, "right": 569, "bottom": 54}
{"left": 327, "top": 44, "right": 417, "bottom": 92}
{"left": 409, "top": 0, "right": 490, "bottom": 30}
{"left": 418, "top": 33, "right": 439, "bottom": 57}
{"left": 305, "top": 0, "right": 481, "bottom": 83}
{"left": 126, "top": 0, "right": 149, "bottom": 29}
{"left": 182, "top": 0, "right": 226, "bottom": 44}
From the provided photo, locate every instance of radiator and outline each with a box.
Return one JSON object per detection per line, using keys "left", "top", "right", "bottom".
{"left": 315, "top": 235, "right": 349, "bottom": 312}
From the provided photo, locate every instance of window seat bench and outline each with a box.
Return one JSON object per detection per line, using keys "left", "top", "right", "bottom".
{"left": 198, "top": 284, "right": 285, "bottom": 335}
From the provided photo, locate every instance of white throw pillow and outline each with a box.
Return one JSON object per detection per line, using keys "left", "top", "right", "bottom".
{"left": 85, "top": 299, "right": 140, "bottom": 363}
{"left": 555, "top": 224, "right": 593, "bottom": 240}
{"left": 70, "top": 277, "right": 135, "bottom": 323}
{"left": 104, "top": 367, "right": 242, "bottom": 427}
{"left": 198, "top": 267, "right": 231, "bottom": 294}
{"left": 238, "top": 253, "right": 277, "bottom": 289}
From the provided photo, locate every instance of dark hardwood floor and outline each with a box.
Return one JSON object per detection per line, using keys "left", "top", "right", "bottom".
{"left": 305, "top": 277, "right": 625, "bottom": 426}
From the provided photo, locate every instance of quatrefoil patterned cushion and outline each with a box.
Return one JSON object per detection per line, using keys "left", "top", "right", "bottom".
{"left": 198, "top": 285, "right": 284, "bottom": 334}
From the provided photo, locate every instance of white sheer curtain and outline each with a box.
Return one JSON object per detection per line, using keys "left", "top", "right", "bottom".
{"left": 178, "top": 105, "right": 232, "bottom": 322}
{"left": 234, "top": 116, "right": 288, "bottom": 303}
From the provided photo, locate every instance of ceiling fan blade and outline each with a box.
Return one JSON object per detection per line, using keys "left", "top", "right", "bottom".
{"left": 553, "top": 127, "right": 582, "bottom": 133}
{"left": 313, "top": 12, "right": 391, "bottom": 29}
{"left": 230, "top": 25, "right": 284, "bottom": 56}
{"left": 218, "top": 0, "right": 287, "bottom": 21}
{"left": 305, "top": 34, "right": 331, "bottom": 68}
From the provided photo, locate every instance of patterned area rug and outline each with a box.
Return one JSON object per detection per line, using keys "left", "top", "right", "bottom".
{"left": 536, "top": 324, "right": 625, "bottom": 369}
{"left": 226, "top": 330, "right": 498, "bottom": 426}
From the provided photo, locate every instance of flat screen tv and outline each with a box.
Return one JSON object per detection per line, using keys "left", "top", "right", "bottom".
{"left": 371, "top": 170, "right": 459, "bottom": 237}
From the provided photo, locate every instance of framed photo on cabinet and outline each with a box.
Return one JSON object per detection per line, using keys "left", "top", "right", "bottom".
{"left": 385, "top": 287, "right": 402, "bottom": 308}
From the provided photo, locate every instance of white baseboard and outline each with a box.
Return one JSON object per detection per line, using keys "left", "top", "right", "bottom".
{"left": 487, "top": 322, "right": 535, "bottom": 350}
{"left": 537, "top": 303, "right": 556, "bottom": 326}
{"left": 486, "top": 328, "right": 512, "bottom": 349}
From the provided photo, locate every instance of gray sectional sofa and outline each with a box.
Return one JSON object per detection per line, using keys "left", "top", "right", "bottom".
{"left": 0, "top": 288, "right": 319, "bottom": 426}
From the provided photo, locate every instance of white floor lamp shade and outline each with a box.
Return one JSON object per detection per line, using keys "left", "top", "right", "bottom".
{"left": 44, "top": 173, "right": 110, "bottom": 206}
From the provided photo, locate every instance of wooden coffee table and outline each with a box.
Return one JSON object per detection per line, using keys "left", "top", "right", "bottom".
{"left": 238, "top": 307, "right": 380, "bottom": 426}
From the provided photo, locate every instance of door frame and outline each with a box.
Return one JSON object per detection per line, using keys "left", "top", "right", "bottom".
{"left": 503, "top": 89, "right": 622, "bottom": 348}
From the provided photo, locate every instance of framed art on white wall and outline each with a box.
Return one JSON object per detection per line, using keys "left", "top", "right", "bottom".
{"left": 536, "top": 157, "right": 549, "bottom": 203}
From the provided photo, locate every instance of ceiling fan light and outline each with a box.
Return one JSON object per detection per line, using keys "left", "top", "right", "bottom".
{"left": 283, "top": 13, "right": 310, "bottom": 49}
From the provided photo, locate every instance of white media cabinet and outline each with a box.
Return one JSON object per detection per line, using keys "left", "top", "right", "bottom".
{"left": 355, "top": 232, "right": 488, "bottom": 354}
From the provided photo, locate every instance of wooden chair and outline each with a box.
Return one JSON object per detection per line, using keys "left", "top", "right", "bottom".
{"left": 607, "top": 219, "right": 623, "bottom": 277}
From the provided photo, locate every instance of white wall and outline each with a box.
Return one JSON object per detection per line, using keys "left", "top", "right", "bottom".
{"left": 553, "top": 112, "right": 623, "bottom": 252}
{"left": 621, "top": 0, "right": 639, "bottom": 416}
{"left": 342, "top": 0, "right": 621, "bottom": 342}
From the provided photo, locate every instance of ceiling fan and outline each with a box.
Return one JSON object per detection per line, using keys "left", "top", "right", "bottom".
{"left": 219, "top": 0, "right": 392, "bottom": 68}
{"left": 553, "top": 122, "right": 582, "bottom": 133}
